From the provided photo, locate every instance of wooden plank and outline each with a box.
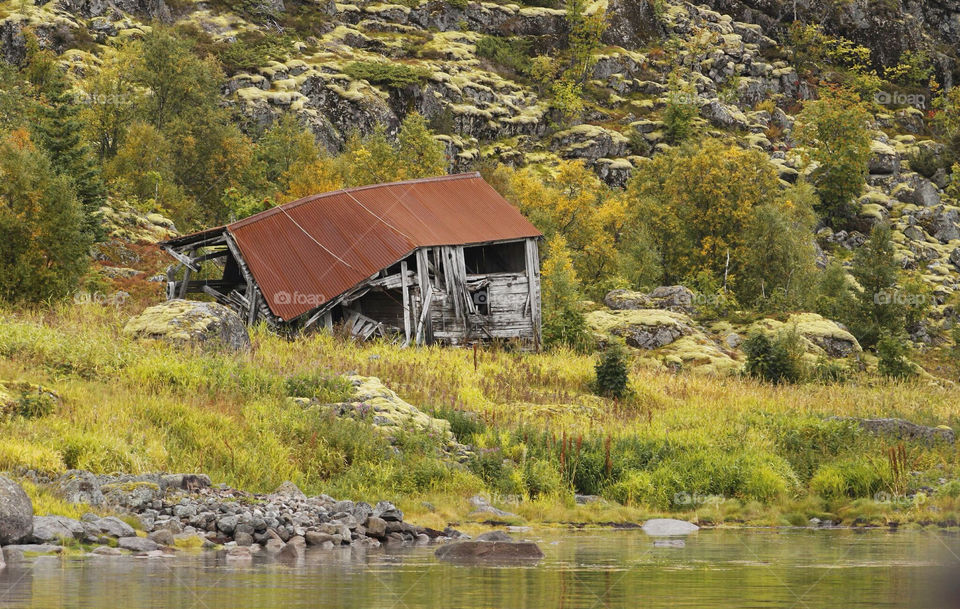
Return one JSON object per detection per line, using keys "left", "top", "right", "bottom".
{"left": 400, "top": 260, "right": 411, "bottom": 346}
{"left": 525, "top": 238, "right": 542, "bottom": 349}
{"left": 416, "top": 248, "right": 434, "bottom": 345}
{"left": 415, "top": 285, "right": 433, "bottom": 346}
{"left": 164, "top": 246, "right": 200, "bottom": 272}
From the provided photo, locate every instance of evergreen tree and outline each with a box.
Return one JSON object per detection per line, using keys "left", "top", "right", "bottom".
{"left": 594, "top": 339, "right": 629, "bottom": 399}
{"left": 33, "top": 72, "right": 107, "bottom": 242}
{"left": 850, "top": 223, "right": 905, "bottom": 348}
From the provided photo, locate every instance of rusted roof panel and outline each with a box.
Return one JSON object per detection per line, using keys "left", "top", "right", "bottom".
{"left": 223, "top": 173, "right": 541, "bottom": 321}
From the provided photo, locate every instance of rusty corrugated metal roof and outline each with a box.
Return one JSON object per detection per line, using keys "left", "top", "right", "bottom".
{"left": 173, "top": 173, "right": 541, "bottom": 321}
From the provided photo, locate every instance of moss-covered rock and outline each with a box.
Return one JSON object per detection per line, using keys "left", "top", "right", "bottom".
{"left": 123, "top": 300, "right": 251, "bottom": 351}
{"left": 586, "top": 309, "right": 695, "bottom": 349}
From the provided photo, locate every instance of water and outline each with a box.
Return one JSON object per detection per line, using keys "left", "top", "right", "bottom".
{"left": 2, "top": 528, "right": 959, "bottom": 608}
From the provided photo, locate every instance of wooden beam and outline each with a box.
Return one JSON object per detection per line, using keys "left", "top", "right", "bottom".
{"left": 191, "top": 249, "right": 229, "bottom": 264}
{"left": 400, "top": 260, "right": 411, "bottom": 346}
{"left": 178, "top": 247, "right": 194, "bottom": 299}
{"left": 525, "top": 238, "right": 542, "bottom": 350}
{"left": 163, "top": 246, "right": 200, "bottom": 272}
{"left": 416, "top": 248, "right": 434, "bottom": 345}
{"left": 415, "top": 285, "right": 433, "bottom": 346}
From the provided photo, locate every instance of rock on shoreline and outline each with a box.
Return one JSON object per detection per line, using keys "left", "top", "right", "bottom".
{"left": 3, "top": 471, "right": 453, "bottom": 562}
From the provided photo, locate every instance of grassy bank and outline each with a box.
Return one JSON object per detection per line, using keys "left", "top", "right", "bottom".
{"left": 1, "top": 303, "right": 959, "bottom": 529}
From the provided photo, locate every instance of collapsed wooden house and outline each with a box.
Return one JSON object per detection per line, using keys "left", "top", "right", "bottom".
{"left": 161, "top": 173, "right": 544, "bottom": 347}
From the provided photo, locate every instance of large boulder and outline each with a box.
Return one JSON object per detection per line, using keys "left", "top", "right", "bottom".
{"left": 642, "top": 519, "right": 699, "bottom": 537}
{"left": 586, "top": 309, "right": 694, "bottom": 350}
{"left": 435, "top": 540, "right": 544, "bottom": 563}
{"left": 0, "top": 476, "right": 33, "bottom": 545}
{"left": 124, "top": 300, "right": 251, "bottom": 351}
{"left": 603, "top": 289, "right": 652, "bottom": 310}
{"left": 53, "top": 470, "right": 104, "bottom": 506}
{"left": 31, "top": 516, "right": 84, "bottom": 544}
{"left": 868, "top": 140, "right": 900, "bottom": 175}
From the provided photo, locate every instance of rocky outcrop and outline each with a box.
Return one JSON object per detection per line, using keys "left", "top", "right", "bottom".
{"left": 124, "top": 300, "right": 251, "bottom": 351}
{"left": 98, "top": 202, "right": 177, "bottom": 244}
{"left": 293, "top": 375, "right": 472, "bottom": 462}
{"left": 587, "top": 309, "right": 695, "bottom": 350}
{"left": 22, "top": 472, "right": 452, "bottom": 557}
{"left": 604, "top": 286, "right": 697, "bottom": 314}
{"left": 0, "top": 476, "right": 33, "bottom": 545}
{"left": 694, "top": 0, "right": 960, "bottom": 76}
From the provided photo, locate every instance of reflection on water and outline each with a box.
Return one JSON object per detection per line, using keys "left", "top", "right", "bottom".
{"left": 2, "top": 529, "right": 959, "bottom": 608}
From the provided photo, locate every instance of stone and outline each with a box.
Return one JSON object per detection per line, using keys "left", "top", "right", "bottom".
{"left": 216, "top": 515, "right": 239, "bottom": 534}
{"left": 234, "top": 531, "right": 254, "bottom": 546}
{"left": 225, "top": 546, "right": 252, "bottom": 561}
{"left": 93, "top": 516, "right": 136, "bottom": 538}
{"left": 277, "top": 541, "right": 301, "bottom": 561}
{"left": 842, "top": 418, "right": 954, "bottom": 444}
{"left": 118, "top": 537, "right": 159, "bottom": 552}
{"left": 467, "top": 495, "right": 517, "bottom": 519}
{"left": 31, "top": 516, "right": 84, "bottom": 543}
{"left": 148, "top": 529, "right": 175, "bottom": 546}
{"left": 0, "top": 476, "right": 33, "bottom": 545}
{"left": 603, "top": 289, "right": 651, "bottom": 310}
{"left": 654, "top": 539, "right": 686, "bottom": 548}
{"left": 647, "top": 286, "right": 697, "bottom": 313}
{"left": 271, "top": 481, "right": 306, "bottom": 500}
{"left": 950, "top": 248, "right": 960, "bottom": 271}
{"left": 435, "top": 540, "right": 544, "bottom": 563}
{"left": 373, "top": 501, "right": 403, "bottom": 522}
{"left": 2, "top": 544, "right": 63, "bottom": 560}
{"left": 474, "top": 531, "right": 512, "bottom": 542}
{"left": 642, "top": 519, "right": 700, "bottom": 537}
{"left": 54, "top": 470, "right": 104, "bottom": 506}
{"left": 305, "top": 531, "right": 338, "bottom": 546}
{"left": 123, "top": 299, "right": 251, "bottom": 351}
{"left": 700, "top": 100, "right": 749, "bottom": 130}
{"left": 264, "top": 538, "right": 285, "bottom": 554}
{"left": 89, "top": 546, "right": 123, "bottom": 556}
{"left": 363, "top": 516, "right": 387, "bottom": 539}
{"left": 586, "top": 309, "right": 693, "bottom": 350}
{"left": 868, "top": 140, "right": 900, "bottom": 175}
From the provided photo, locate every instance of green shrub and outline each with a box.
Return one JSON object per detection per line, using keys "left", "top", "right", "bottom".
{"left": 524, "top": 459, "right": 562, "bottom": 498}
{"left": 594, "top": 340, "right": 629, "bottom": 399}
{"left": 809, "top": 459, "right": 886, "bottom": 499}
{"left": 343, "top": 61, "right": 432, "bottom": 89}
{"left": 877, "top": 334, "right": 916, "bottom": 380}
{"left": 771, "top": 416, "right": 862, "bottom": 481}
{"left": 606, "top": 470, "right": 655, "bottom": 505}
{"left": 475, "top": 35, "right": 532, "bottom": 75}
{"left": 743, "top": 330, "right": 806, "bottom": 384}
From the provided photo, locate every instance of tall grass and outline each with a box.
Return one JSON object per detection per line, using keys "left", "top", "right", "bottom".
{"left": 1, "top": 304, "right": 957, "bottom": 524}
